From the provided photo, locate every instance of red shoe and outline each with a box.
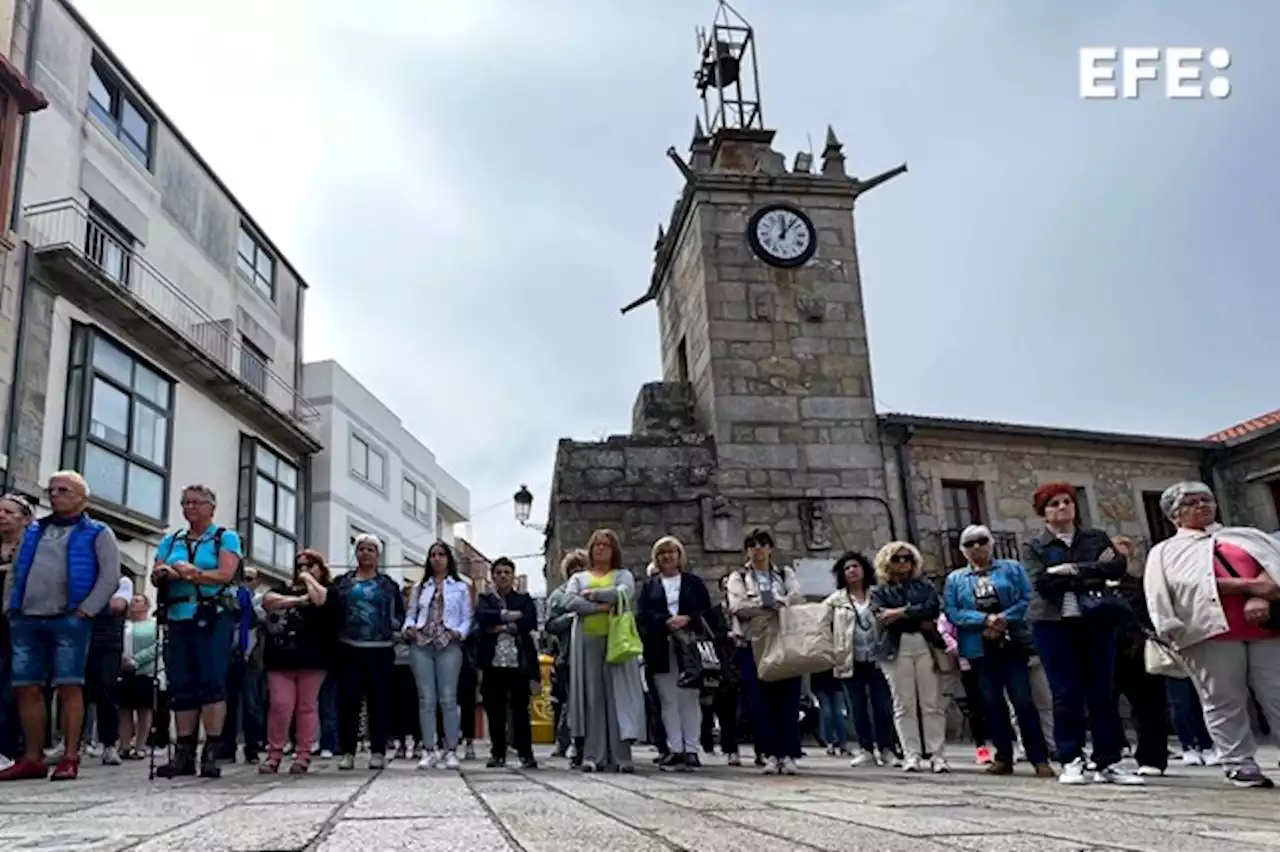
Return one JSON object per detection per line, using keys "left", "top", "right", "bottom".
{"left": 0, "top": 758, "right": 50, "bottom": 781}
{"left": 49, "top": 757, "right": 79, "bottom": 781}
{"left": 975, "top": 746, "right": 994, "bottom": 765}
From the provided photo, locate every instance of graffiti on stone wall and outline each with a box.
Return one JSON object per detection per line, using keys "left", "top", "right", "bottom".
{"left": 800, "top": 498, "right": 832, "bottom": 550}
{"left": 701, "top": 496, "right": 744, "bottom": 552}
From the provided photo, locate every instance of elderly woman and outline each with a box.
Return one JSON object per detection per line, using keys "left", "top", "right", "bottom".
{"left": 870, "top": 541, "right": 949, "bottom": 773}
{"left": 943, "top": 525, "right": 1053, "bottom": 777}
{"left": 545, "top": 549, "right": 587, "bottom": 763}
{"left": 727, "top": 528, "right": 806, "bottom": 775}
{"left": 1144, "top": 481, "right": 1280, "bottom": 788}
{"left": 560, "top": 529, "right": 646, "bottom": 772}
{"left": 1022, "top": 482, "right": 1137, "bottom": 786}
{"left": 637, "top": 536, "right": 714, "bottom": 771}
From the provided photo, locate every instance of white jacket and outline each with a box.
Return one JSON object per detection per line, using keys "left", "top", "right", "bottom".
{"left": 822, "top": 590, "right": 874, "bottom": 679}
{"left": 1144, "top": 524, "right": 1280, "bottom": 650}
{"left": 406, "top": 576, "right": 474, "bottom": 636}
{"left": 726, "top": 564, "right": 804, "bottom": 640}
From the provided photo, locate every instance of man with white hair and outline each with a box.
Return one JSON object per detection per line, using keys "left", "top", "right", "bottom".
{"left": 0, "top": 471, "right": 121, "bottom": 782}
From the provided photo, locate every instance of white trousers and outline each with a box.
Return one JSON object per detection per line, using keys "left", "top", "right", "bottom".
{"left": 880, "top": 633, "right": 946, "bottom": 760}
{"left": 652, "top": 645, "right": 702, "bottom": 755}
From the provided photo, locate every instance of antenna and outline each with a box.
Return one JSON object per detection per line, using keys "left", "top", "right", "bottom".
{"left": 694, "top": 1, "right": 764, "bottom": 134}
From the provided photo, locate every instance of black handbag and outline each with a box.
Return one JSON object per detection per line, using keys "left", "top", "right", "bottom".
{"left": 1077, "top": 586, "right": 1132, "bottom": 622}
{"left": 1213, "top": 547, "right": 1280, "bottom": 630}
{"left": 674, "top": 618, "right": 723, "bottom": 691}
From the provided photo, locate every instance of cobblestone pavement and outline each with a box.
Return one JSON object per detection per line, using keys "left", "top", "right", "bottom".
{"left": 3, "top": 746, "right": 1280, "bottom": 851}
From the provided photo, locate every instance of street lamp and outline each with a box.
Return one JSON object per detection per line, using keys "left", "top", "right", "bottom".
{"left": 513, "top": 484, "right": 546, "bottom": 533}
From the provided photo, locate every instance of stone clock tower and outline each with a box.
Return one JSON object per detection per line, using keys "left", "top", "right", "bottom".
{"left": 621, "top": 1, "right": 907, "bottom": 562}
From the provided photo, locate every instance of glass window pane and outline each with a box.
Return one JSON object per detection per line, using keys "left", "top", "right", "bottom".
{"left": 252, "top": 523, "right": 274, "bottom": 564}
{"left": 236, "top": 252, "right": 255, "bottom": 281}
{"left": 274, "top": 535, "right": 295, "bottom": 573}
{"left": 126, "top": 463, "right": 164, "bottom": 518}
{"left": 416, "top": 489, "right": 429, "bottom": 517}
{"left": 254, "top": 474, "right": 275, "bottom": 524}
{"left": 277, "top": 460, "right": 297, "bottom": 490}
{"left": 253, "top": 272, "right": 272, "bottom": 298}
{"left": 84, "top": 443, "right": 126, "bottom": 504}
{"left": 65, "top": 368, "right": 83, "bottom": 438}
{"left": 255, "top": 445, "right": 278, "bottom": 478}
{"left": 402, "top": 479, "right": 414, "bottom": 504}
{"left": 120, "top": 136, "right": 148, "bottom": 169}
{"left": 277, "top": 488, "right": 296, "bottom": 535}
{"left": 132, "top": 363, "right": 169, "bottom": 408}
{"left": 130, "top": 403, "right": 166, "bottom": 466}
{"left": 349, "top": 435, "right": 367, "bottom": 477}
{"left": 120, "top": 99, "right": 150, "bottom": 152}
{"left": 256, "top": 251, "right": 274, "bottom": 283}
{"left": 88, "top": 67, "right": 113, "bottom": 114}
{"left": 91, "top": 336, "right": 132, "bottom": 385}
{"left": 89, "top": 378, "right": 129, "bottom": 449}
{"left": 238, "top": 227, "right": 256, "bottom": 261}
{"left": 370, "top": 452, "right": 384, "bottom": 488}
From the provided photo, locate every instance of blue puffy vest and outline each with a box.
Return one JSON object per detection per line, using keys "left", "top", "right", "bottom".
{"left": 9, "top": 514, "right": 107, "bottom": 614}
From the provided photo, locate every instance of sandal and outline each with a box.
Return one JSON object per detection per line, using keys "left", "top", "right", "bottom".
{"left": 288, "top": 761, "right": 309, "bottom": 775}
{"left": 258, "top": 758, "right": 281, "bottom": 774}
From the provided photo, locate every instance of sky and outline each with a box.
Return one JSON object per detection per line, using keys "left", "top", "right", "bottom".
{"left": 70, "top": 0, "right": 1278, "bottom": 594}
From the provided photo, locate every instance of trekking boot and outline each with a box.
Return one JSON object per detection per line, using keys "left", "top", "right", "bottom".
{"left": 156, "top": 738, "right": 197, "bottom": 779}
{"left": 199, "top": 741, "right": 222, "bottom": 779}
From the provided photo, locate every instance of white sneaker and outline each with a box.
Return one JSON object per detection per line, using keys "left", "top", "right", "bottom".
{"left": 902, "top": 755, "right": 921, "bottom": 773}
{"left": 320, "top": 749, "right": 334, "bottom": 760}
{"left": 0, "top": 754, "right": 13, "bottom": 772}
{"left": 1135, "top": 765, "right": 1164, "bottom": 777}
{"left": 101, "top": 745, "right": 121, "bottom": 766}
{"left": 443, "top": 751, "right": 460, "bottom": 771}
{"left": 1094, "top": 764, "right": 1145, "bottom": 785}
{"left": 760, "top": 759, "right": 777, "bottom": 775}
{"left": 1059, "top": 757, "right": 1089, "bottom": 785}
{"left": 931, "top": 757, "right": 951, "bottom": 774}
{"left": 879, "top": 748, "right": 899, "bottom": 767}
{"left": 779, "top": 757, "right": 798, "bottom": 775}
{"left": 1203, "top": 750, "right": 1221, "bottom": 766}
{"left": 417, "top": 751, "right": 438, "bottom": 771}
{"left": 849, "top": 750, "right": 876, "bottom": 768}
{"left": 1181, "top": 749, "right": 1204, "bottom": 767}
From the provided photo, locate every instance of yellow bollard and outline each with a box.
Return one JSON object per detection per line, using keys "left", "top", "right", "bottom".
{"left": 530, "top": 654, "right": 555, "bottom": 744}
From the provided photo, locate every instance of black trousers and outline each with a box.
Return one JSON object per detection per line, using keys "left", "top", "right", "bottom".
{"left": 338, "top": 645, "right": 394, "bottom": 756}
{"left": 701, "top": 688, "right": 741, "bottom": 754}
{"left": 389, "top": 665, "right": 420, "bottom": 742}
{"left": 85, "top": 643, "right": 122, "bottom": 747}
{"left": 1115, "top": 634, "right": 1169, "bottom": 771}
{"left": 644, "top": 668, "right": 668, "bottom": 753}
{"left": 481, "top": 667, "right": 533, "bottom": 760}
{"left": 220, "top": 653, "right": 264, "bottom": 759}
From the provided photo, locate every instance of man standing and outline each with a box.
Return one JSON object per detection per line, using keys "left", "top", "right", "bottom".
{"left": 0, "top": 471, "right": 121, "bottom": 781}
{"left": 220, "top": 567, "right": 264, "bottom": 764}
{"left": 85, "top": 574, "right": 133, "bottom": 765}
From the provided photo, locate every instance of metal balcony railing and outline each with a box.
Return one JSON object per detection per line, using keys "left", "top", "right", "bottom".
{"left": 23, "top": 199, "right": 319, "bottom": 436}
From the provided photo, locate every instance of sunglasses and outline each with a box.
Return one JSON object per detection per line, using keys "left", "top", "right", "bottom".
{"left": 962, "top": 537, "right": 990, "bottom": 548}
{"left": 889, "top": 553, "right": 916, "bottom": 565}
{"left": 746, "top": 539, "right": 772, "bottom": 548}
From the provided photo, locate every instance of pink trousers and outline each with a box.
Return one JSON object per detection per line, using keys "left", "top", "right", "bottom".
{"left": 267, "top": 669, "right": 326, "bottom": 763}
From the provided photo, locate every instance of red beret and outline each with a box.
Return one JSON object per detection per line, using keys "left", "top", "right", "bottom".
{"left": 1033, "top": 482, "right": 1076, "bottom": 516}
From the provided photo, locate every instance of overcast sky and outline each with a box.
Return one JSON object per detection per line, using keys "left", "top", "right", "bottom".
{"left": 72, "top": 0, "right": 1276, "bottom": 593}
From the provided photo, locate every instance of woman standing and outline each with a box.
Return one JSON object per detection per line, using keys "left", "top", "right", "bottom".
{"left": 870, "top": 541, "right": 949, "bottom": 774}
{"left": 1144, "top": 481, "right": 1280, "bottom": 788}
{"left": 260, "top": 550, "right": 337, "bottom": 774}
{"left": 562, "top": 529, "right": 645, "bottom": 773}
{"left": 389, "top": 584, "right": 421, "bottom": 760}
{"left": 1023, "top": 482, "right": 1137, "bottom": 786}
{"left": 943, "top": 525, "right": 1053, "bottom": 777}
{"left": 405, "top": 541, "right": 473, "bottom": 771}
{"left": 727, "top": 529, "right": 805, "bottom": 775}
{"left": 118, "top": 595, "right": 158, "bottom": 759}
{"left": 823, "top": 551, "right": 897, "bottom": 767}
{"left": 476, "top": 557, "right": 539, "bottom": 768}
{"left": 637, "top": 536, "right": 714, "bottom": 772}
{"left": 0, "top": 493, "right": 32, "bottom": 771}
{"left": 334, "top": 534, "right": 404, "bottom": 771}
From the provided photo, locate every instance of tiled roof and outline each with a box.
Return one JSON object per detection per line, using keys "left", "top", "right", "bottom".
{"left": 1205, "top": 409, "right": 1280, "bottom": 443}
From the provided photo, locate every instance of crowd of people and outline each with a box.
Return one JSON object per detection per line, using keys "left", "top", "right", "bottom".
{"left": 0, "top": 471, "right": 1278, "bottom": 791}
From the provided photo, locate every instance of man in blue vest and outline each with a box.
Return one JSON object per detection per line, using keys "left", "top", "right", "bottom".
{"left": 0, "top": 471, "right": 121, "bottom": 782}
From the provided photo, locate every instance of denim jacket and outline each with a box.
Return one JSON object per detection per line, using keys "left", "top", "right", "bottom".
{"left": 943, "top": 559, "right": 1033, "bottom": 660}
{"left": 868, "top": 577, "right": 943, "bottom": 660}
{"left": 406, "top": 576, "right": 474, "bottom": 636}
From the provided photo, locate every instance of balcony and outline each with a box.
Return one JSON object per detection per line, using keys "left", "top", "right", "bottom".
{"left": 23, "top": 199, "right": 321, "bottom": 456}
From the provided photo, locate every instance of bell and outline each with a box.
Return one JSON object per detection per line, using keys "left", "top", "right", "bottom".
{"left": 696, "top": 40, "right": 740, "bottom": 90}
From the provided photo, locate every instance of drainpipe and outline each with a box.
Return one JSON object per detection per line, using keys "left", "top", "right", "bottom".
{"left": 8, "top": 0, "right": 41, "bottom": 230}
{"left": 893, "top": 425, "right": 919, "bottom": 544}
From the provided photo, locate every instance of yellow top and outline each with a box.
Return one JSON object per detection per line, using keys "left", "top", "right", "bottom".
{"left": 581, "top": 571, "right": 615, "bottom": 636}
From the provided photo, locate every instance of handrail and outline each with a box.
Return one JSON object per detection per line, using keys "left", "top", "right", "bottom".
{"left": 22, "top": 198, "right": 319, "bottom": 433}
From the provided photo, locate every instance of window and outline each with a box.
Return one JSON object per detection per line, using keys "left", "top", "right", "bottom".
{"left": 85, "top": 203, "right": 134, "bottom": 286}
{"left": 1073, "top": 486, "right": 1094, "bottom": 528}
{"left": 1142, "top": 491, "right": 1176, "bottom": 544}
{"left": 236, "top": 224, "right": 275, "bottom": 299}
{"left": 239, "top": 337, "right": 268, "bottom": 395}
{"left": 237, "top": 435, "right": 299, "bottom": 574}
{"left": 402, "top": 478, "right": 433, "bottom": 524}
{"left": 676, "top": 337, "right": 690, "bottom": 383}
{"left": 940, "top": 480, "right": 984, "bottom": 530}
{"left": 349, "top": 433, "right": 385, "bottom": 489}
{"left": 62, "top": 325, "right": 172, "bottom": 521}
{"left": 86, "top": 60, "right": 153, "bottom": 168}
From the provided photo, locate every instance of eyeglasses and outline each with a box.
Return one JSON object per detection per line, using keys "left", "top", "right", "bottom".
{"left": 45, "top": 485, "right": 77, "bottom": 496}
{"left": 746, "top": 539, "right": 771, "bottom": 549}
{"left": 889, "top": 553, "right": 917, "bottom": 565}
{"left": 961, "top": 537, "right": 990, "bottom": 548}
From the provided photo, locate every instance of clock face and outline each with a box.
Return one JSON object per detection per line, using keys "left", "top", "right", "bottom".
{"left": 746, "top": 204, "right": 817, "bottom": 268}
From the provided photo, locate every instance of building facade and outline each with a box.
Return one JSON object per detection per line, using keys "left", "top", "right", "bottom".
{"left": 11, "top": 0, "right": 319, "bottom": 580}
{"left": 304, "top": 359, "right": 470, "bottom": 585}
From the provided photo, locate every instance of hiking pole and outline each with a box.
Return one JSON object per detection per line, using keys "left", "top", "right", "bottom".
{"left": 148, "top": 588, "right": 169, "bottom": 781}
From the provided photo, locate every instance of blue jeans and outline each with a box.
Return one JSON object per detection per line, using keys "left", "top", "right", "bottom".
{"left": 319, "top": 674, "right": 339, "bottom": 753}
{"left": 9, "top": 614, "right": 91, "bottom": 687}
{"left": 737, "top": 645, "right": 801, "bottom": 760}
{"left": 841, "top": 662, "right": 897, "bottom": 752}
{"left": 1166, "top": 676, "right": 1213, "bottom": 751}
{"left": 164, "top": 615, "right": 233, "bottom": 711}
{"left": 409, "top": 643, "right": 463, "bottom": 751}
{"left": 815, "top": 685, "right": 847, "bottom": 748}
{"left": 972, "top": 647, "right": 1049, "bottom": 765}
{"left": 1033, "top": 619, "right": 1125, "bottom": 767}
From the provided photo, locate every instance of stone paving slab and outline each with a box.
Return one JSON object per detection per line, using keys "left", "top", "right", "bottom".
{"left": 0, "top": 746, "right": 1277, "bottom": 849}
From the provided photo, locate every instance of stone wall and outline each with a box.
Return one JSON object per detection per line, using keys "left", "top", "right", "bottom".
{"left": 1214, "top": 430, "right": 1280, "bottom": 530}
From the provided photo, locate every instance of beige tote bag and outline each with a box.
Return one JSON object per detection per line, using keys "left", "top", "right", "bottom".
{"left": 751, "top": 602, "right": 837, "bottom": 682}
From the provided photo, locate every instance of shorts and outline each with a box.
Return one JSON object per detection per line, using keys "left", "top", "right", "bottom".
{"left": 165, "top": 614, "right": 233, "bottom": 712}
{"left": 119, "top": 672, "right": 156, "bottom": 710}
{"left": 9, "top": 614, "right": 92, "bottom": 688}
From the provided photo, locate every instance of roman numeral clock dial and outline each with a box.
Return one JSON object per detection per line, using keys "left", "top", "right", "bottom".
{"left": 746, "top": 203, "right": 817, "bottom": 269}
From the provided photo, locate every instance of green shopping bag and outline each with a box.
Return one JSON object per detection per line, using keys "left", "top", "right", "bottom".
{"left": 606, "top": 589, "right": 643, "bottom": 664}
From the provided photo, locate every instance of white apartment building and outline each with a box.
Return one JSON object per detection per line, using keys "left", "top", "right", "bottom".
{"left": 304, "top": 360, "right": 470, "bottom": 585}
{"left": 11, "top": 0, "right": 320, "bottom": 581}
